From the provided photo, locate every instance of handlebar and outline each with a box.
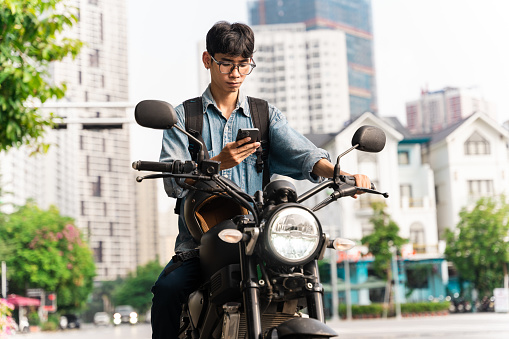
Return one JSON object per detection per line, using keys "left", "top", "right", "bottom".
{"left": 132, "top": 160, "right": 196, "bottom": 174}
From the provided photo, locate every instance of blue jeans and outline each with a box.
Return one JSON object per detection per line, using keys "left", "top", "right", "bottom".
{"left": 151, "top": 257, "right": 201, "bottom": 339}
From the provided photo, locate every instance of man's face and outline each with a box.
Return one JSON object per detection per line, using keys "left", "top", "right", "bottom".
{"left": 207, "top": 53, "right": 252, "bottom": 94}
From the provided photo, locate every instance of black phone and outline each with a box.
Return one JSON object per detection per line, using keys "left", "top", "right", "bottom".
{"left": 236, "top": 128, "right": 259, "bottom": 144}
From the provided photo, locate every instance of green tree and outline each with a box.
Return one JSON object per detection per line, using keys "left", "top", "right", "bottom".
{"left": 113, "top": 260, "right": 163, "bottom": 314}
{"left": 0, "top": 0, "right": 83, "bottom": 152}
{"left": 361, "top": 201, "right": 406, "bottom": 316}
{"left": 445, "top": 195, "right": 509, "bottom": 297}
{"left": 0, "top": 202, "right": 95, "bottom": 311}
{"left": 361, "top": 201, "right": 406, "bottom": 280}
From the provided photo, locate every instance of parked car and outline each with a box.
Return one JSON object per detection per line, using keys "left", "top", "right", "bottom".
{"left": 60, "top": 314, "right": 80, "bottom": 329}
{"left": 93, "top": 312, "right": 110, "bottom": 326}
{"left": 113, "top": 305, "right": 137, "bottom": 325}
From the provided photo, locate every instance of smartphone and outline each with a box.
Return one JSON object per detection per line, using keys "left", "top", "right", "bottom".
{"left": 236, "top": 128, "right": 259, "bottom": 144}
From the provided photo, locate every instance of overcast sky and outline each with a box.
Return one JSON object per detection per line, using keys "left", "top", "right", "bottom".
{"left": 127, "top": 0, "right": 509, "bottom": 162}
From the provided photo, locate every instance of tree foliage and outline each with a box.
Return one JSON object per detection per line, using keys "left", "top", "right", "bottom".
{"left": 0, "top": 202, "right": 95, "bottom": 311}
{"left": 361, "top": 201, "right": 406, "bottom": 279}
{"left": 445, "top": 195, "right": 509, "bottom": 297}
{"left": 0, "top": 0, "right": 83, "bottom": 152}
{"left": 113, "top": 260, "right": 163, "bottom": 314}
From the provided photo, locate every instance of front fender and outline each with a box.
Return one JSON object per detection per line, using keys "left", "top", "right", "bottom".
{"left": 264, "top": 317, "right": 337, "bottom": 338}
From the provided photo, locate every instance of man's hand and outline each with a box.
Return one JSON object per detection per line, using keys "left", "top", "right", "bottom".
{"left": 353, "top": 174, "right": 371, "bottom": 189}
{"left": 352, "top": 173, "right": 371, "bottom": 199}
{"left": 211, "top": 137, "right": 261, "bottom": 170}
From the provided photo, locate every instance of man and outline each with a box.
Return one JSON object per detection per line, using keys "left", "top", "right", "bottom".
{"left": 151, "top": 21, "right": 371, "bottom": 338}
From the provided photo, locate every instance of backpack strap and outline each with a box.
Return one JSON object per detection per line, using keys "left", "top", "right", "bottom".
{"left": 248, "top": 96, "right": 271, "bottom": 188}
{"left": 183, "top": 97, "right": 209, "bottom": 161}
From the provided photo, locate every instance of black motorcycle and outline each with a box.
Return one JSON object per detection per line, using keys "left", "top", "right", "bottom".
{"left": 132, "top": 100, "right": 389, "bottom": 339}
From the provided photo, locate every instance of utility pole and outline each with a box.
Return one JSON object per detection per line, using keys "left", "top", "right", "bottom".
{"left": 391, "top": 246, "right": 402, "bottom": 320}
{"left": 1, "top": 261, "right": 6, "bottom": 298}
{"left": 344, "top": 258, "right": 353, "bottom": 321}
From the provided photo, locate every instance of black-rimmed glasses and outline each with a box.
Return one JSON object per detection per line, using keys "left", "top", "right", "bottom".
{"left": 210, "top": 55, "right": 256, "bottom": 75}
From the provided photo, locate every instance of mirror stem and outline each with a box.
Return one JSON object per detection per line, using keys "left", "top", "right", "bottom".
{"left": 335, "top": 144, "right": 359, "bottom": 164}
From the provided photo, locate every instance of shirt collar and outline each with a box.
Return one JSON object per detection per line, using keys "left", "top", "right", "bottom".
{"left": 201, "top": 85, "right": 250, "bottom": 117}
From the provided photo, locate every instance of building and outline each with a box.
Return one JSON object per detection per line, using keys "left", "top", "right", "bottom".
{"left": 426, "top": 112, "right": 509, "bottom": 237}
{"left": 406, "top": 87, "right": 496, "bottom": 134}
{"left": 249, "top": 0, "right": 377, "bottom": 119}
{"left": 133, "top": 172, "right": 160, "bottom": 267}
{"left": 0, "top": 0, "right": 134, "bottom": 281}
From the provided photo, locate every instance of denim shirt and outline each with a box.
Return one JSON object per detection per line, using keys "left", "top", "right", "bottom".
{"left": 160, "top": 85, "right": 331, "bottom": 252}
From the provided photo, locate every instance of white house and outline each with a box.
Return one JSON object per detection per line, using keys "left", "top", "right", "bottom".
{"left": 427, "top": 112, "right": 509, "bottom": 237}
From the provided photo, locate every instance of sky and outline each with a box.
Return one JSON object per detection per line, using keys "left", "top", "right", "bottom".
{"left": 127, "top": 0, "right": 509, "bottom": 163}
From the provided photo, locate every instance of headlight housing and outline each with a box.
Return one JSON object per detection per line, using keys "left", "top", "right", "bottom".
{"left": 262, "top": 204, "right": 322, "bottom": 266}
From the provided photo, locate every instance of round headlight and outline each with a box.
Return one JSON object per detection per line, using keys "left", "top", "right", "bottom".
{"left": 264, "top": 205, "right": 321, "bottom": 265}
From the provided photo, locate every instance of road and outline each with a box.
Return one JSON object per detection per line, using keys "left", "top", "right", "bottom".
{"left": 21, "top": 313, "right": 509, "bottom": 338}
{"left": 328, "top": 313, "right": 509, "bottom": 339}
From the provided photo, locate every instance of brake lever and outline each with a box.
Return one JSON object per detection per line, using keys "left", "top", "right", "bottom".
{"left": 356, "top": 187, "right": 389, "bottom": 198}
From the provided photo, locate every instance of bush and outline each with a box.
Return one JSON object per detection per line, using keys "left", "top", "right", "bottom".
{"left": 41, "top": 321, "right": 58, "bottom": 331}
{"left": 339, "top": 303, "right": 384, "bottom": 317}
{"left": 339, "top": 301, "right": 450, "bottom": 318}
{"left": 27, "top": 311, "right": 41, "bottom": 326}
{"left": 401, "top": 301, "right": 450, "bottom": 314}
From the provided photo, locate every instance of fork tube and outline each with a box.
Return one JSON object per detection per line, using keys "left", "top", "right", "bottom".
{"left": 239, "top": 242, "right": 262, "bottom": 339}
{"left": 304, "top": 260, "right": 325, "bottom": 322}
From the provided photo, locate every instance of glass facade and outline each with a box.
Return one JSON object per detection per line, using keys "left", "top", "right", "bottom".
{"left": 249, "top": 0, "right": 377, "bottom": 118}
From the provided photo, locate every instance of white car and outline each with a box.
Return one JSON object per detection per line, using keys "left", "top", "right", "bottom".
{"left": 93, "top": 312, "right": 110, "bottom": 326}
{"left": 113, "top": 305, "right": 138, "bottom": 325}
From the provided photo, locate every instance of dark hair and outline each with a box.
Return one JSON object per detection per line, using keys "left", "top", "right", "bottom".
{"left": 206, "top": 21, "right": 255, "bottom": 58}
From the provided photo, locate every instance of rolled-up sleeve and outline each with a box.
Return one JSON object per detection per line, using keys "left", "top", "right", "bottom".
{"left": 159, "top": 105, "right": 193, "bottom": 198}
{"left": 268, "top": 105, "right": 331, "bottom": 183}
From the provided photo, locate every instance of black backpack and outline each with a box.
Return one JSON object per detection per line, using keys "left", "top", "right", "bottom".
{"left": 182, "top": 96, "right": 271, "bottom": 187}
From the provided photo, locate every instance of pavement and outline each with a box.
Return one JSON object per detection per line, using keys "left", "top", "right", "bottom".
{"left": 16, "top": 312, "right": 509, "bottom": 338}
{"left": 327, "top": 312, "right": 509, "bottom": 338}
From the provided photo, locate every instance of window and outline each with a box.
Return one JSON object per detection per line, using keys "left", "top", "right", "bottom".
{"left": 409, "top": 223, "right": 425, "bottom": 253}
{"left": 398, "top": 151, "right": 410, "bottom": 165}
{"left": 89, "top": 49, "right": 100, "bottom": 67}
{"left": 94, "top": 241, "right": 103, "bottom": 263}
{"left": 464, "top": 131, "right": 490, "bottom": 155}
{"left": 467, "top": 180, "right": 493, "bottom": 197}
{"left": 92, "top": 176, "right": 102, "bottom": 197}
{"left": 81, "top": 201, "right": 85, "bottom": 215}
{"left": 400, "top": 184, "right": 412, "bottom": 199}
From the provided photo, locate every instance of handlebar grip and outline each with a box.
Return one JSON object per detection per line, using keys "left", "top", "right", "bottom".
{"left": 343, "top": 175, "right": 376, "bottom": 190}
{"left": 132, "top": 160, "right": 174, "bottom": 172}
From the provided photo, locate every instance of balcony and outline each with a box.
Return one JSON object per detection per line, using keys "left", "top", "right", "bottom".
{"left": 400, "top": 196, "right": 430, "bottom": 209}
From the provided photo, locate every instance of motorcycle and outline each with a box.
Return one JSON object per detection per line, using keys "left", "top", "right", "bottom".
{"left": 132, "top": 100, "right": 389, "bottom": 339}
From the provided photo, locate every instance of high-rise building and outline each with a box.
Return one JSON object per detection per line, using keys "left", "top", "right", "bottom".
{"left": 134, "top": 172, "right": 160, "bottom": 267}
{"left": 406, "top": 87, "right": 497, "bottom": 134}
{"left": 0, "top": 0, "right": 134, "bottom": 281}
{"left": 249, "top": 0, "right": 377, "bottom": 119}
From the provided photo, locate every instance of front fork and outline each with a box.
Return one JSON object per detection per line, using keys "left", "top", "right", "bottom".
{"left": 240, "top": 248, "right": 326, "bottom": 339}
{"left": 239, "top": 241, "right": 263, "bottom": 339}
{"left": 304, "top": 260, "right": 325, "bottom": 322}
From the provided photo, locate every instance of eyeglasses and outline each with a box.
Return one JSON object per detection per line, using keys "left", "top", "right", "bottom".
{"left": 210, "top": 55, "right": 256, "bottom": 75}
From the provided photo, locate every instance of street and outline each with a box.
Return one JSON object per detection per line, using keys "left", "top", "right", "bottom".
{"left": 20, "top": 313, "right": 509, "bottom": 338}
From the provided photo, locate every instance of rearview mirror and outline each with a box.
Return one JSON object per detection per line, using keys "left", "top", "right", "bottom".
{"left": 351, "top": 125, "right": 386, "bottom": 152}
{"left": 135, "top": 100, "right": 177, "bottom": 130}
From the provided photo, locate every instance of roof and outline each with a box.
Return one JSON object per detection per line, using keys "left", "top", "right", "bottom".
{"left": 304, "top": 133, "right": 336, "bottom": 148}
{"left": 7, "top": 294, "right": 41, "bottom": 307}
{"left": 305, "top": 112, "right": 404, "bottom": 148}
